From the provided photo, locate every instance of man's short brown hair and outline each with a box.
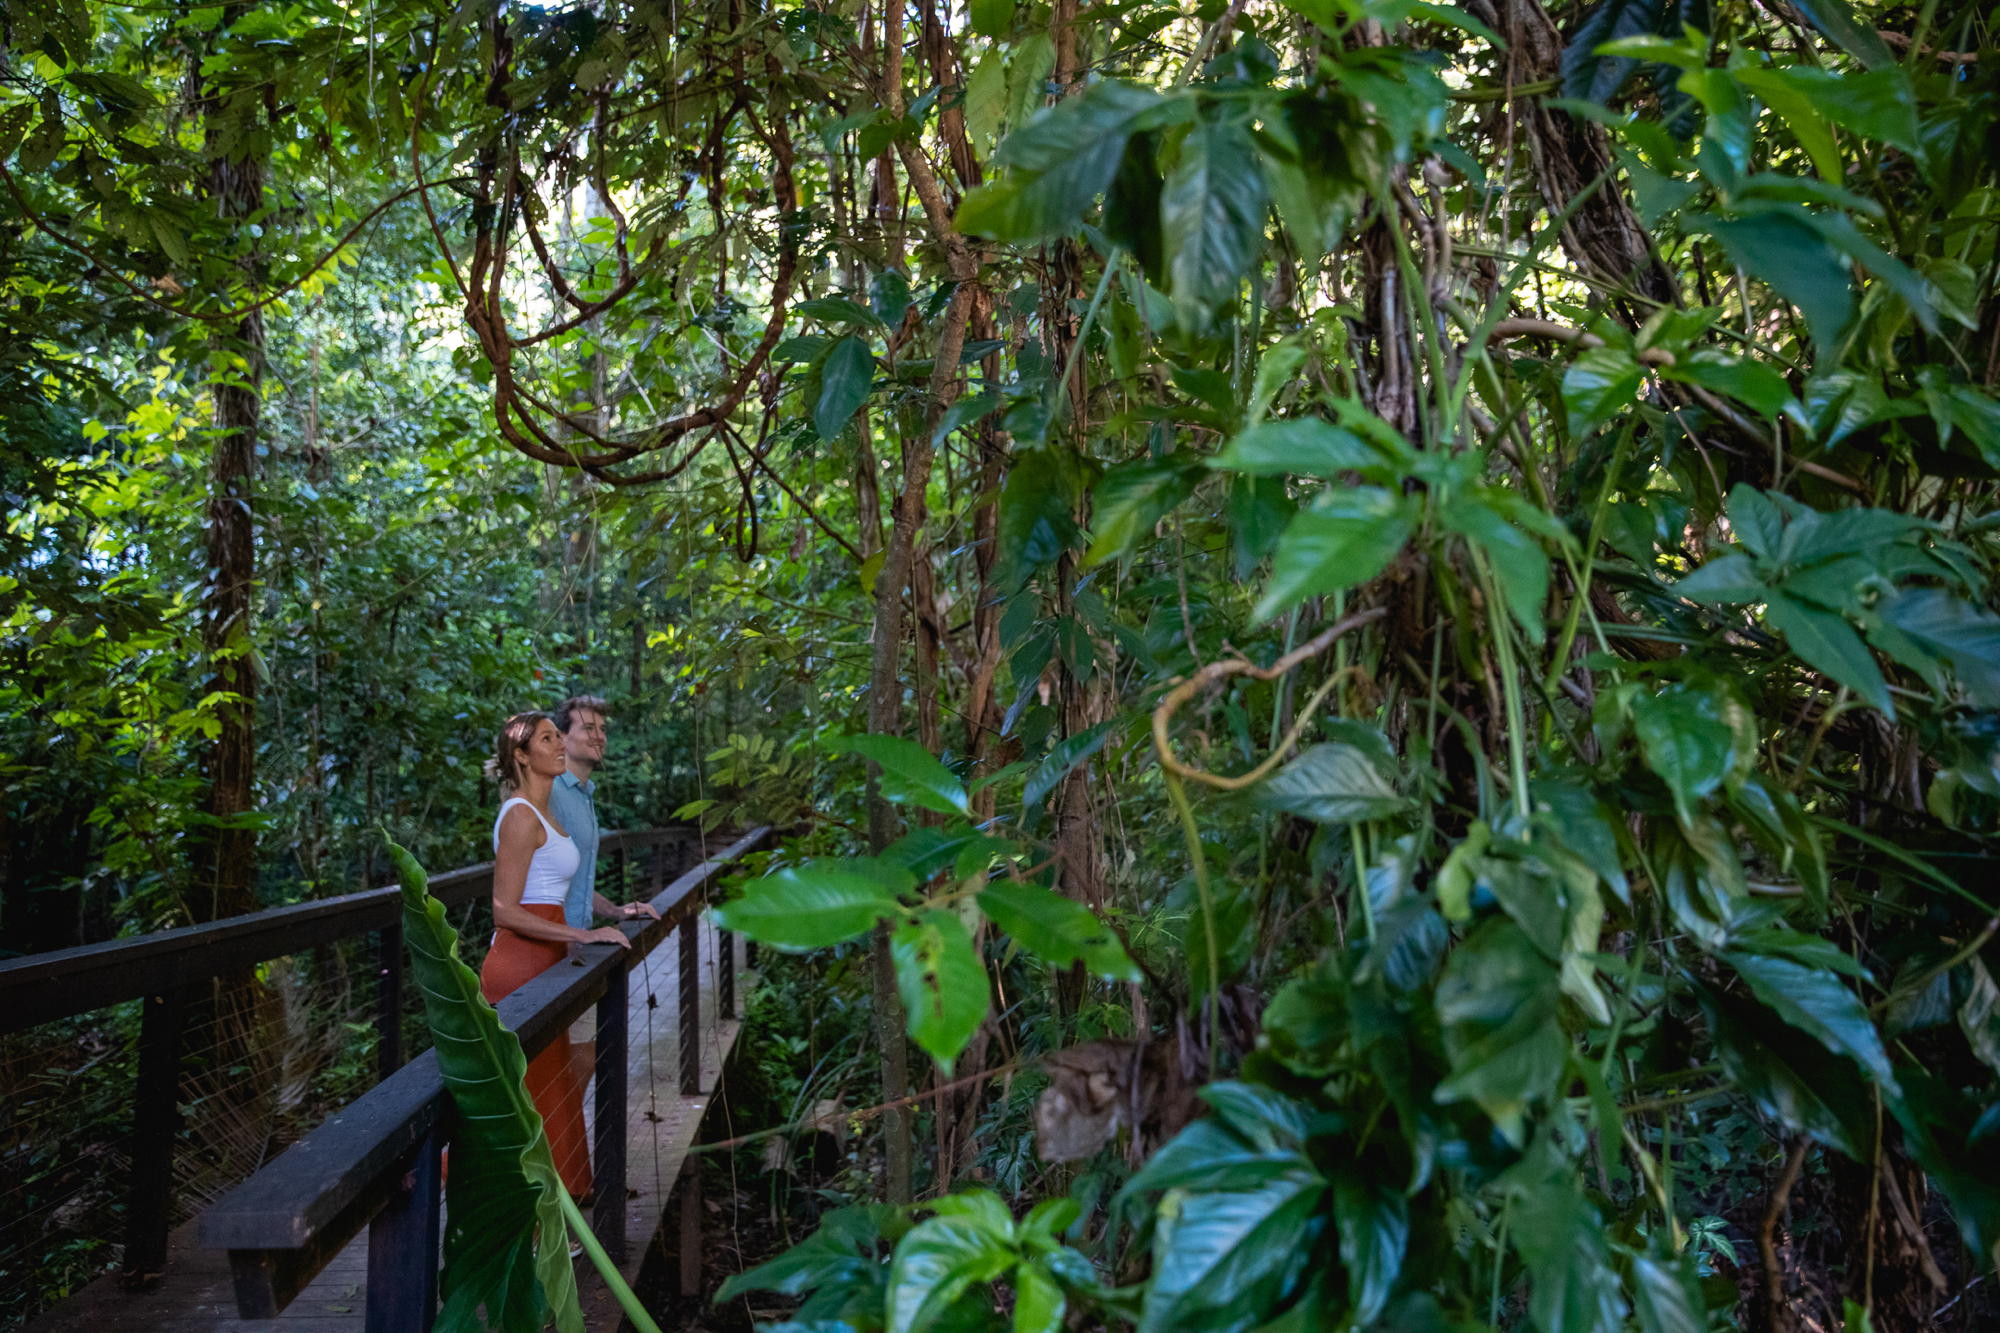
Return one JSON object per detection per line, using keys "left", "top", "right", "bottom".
{"left": 554, "top": 694, "right": 610, "bottom": 734}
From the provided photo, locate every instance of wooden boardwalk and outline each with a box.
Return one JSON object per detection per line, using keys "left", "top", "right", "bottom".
{"left": 28, "top": 919, "right": 743, "bottom": 1333}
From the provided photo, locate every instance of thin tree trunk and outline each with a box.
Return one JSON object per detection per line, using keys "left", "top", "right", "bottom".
{"left": 194, "top": 50, "right": 265, "bottom": 926}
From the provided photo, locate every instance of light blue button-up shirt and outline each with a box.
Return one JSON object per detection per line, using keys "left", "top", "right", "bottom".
{"left": 548, "top": 771, "right": 600, "bottom": 929}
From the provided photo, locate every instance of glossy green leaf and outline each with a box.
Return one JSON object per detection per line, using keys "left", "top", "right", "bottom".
{"left": 1876, "top": 589, "right": 2000, "bottom": 707}
{"left": 713, "top": 862, "right": 905, "bottom": 949}
{"left": 833, "top": 733, "right": 971, "bottom": 816}
{"left": 815, "top": 334, "right": 875, "bottom": 440}
{"left": 968, "top": 0, "right": 1014, "bottom": 37}
{"left": 1138, "top": 1169, "right": 1324, "bottom": 1333}
{"left": 1561, "top": 344, "right": 1643, "bottom": 435}
{"left": 1252, "top": 740, "right": 1407, "bottom": 825}
{"left": 1211, "top": 418, "right": 1390, "bottom": 479}
{"left": 388, "top": 840, "right": 588, "bottom": 1333}
{"left": 1764, "top": 592, "right": 1893, "bottom": 716}
{"left": 1700, "top": 212, "right": 1854, "bottom": 345}
{"left": 1675, "top": 551, "right": 1766, "bottom": 603}
{"left": 1631, "top": 681, "right": 1746, "bottom": 820}
{"left": 1669, "top": 349, "right": 1794, "bottom": 419}
{"left": 1022, "top": 720, "right": 1115, "bottom": 817}
{"left": 957, "top": 81, "right": 1188, "bottom": 242}
{"left": 1435, "top": 920, "right": 1566, "bottom": 1145}
{"left": 1253, "top": 488, "right": 1415, "bottom": 622}
{"left": 1442, "top": 490, "right": 1553, "bottom": 640}
{"left": 892, "top": 909, "right": 990, "bottom": 1073}
{"left": 1699, "top": 981, "right": 1876, "bottom": 1159}
{"left": 1012, "top": 1260, "right": 1065, "bottom": 1333}
{"left": 978, "top": 878, "right": 1140, "bottom": 981}
{"left": 1631, "top": 1246, "right": 1705, "bottom": 1333}
{"left": 886, "top": 1216, "right": 1016, "bottom": 1333}
{"left": 1084, "top": 455, "right": 1201, "bottom": 566}
{"left": 1788, "top": 0, "right": 1894, "bottom": 69}
{"left": 1724, "top": 950, "right": 1898, "bottom": 1090}
{"left": 1161, "top": 116, "right": 1269, "bottom": 329}
{"left": 1331, "top": 1175, "right": 1406, "bottom": 1325}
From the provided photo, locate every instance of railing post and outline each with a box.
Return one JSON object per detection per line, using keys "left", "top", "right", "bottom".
{"left": 365, "top": 1123, "right": 441, "bottom": 1333}
{"left": 678, "top": 917, "right": 700, "bottom": 1095}
{"left": 717, "top": 926, "right": 735, "bottom": 1019}
{"left": 376, "top": 920, "right": 404, "bottom": 1080}
{"left": 675, "top": 1157, "right": 702, "bottom": 1297}
{"left": 592, "top": 958, "right": 629, "bottom": 1261}
{"left": 122, "top": 981, "right": 190, "bottom": 1283}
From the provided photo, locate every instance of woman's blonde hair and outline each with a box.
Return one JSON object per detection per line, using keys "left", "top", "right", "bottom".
{"left": 486, "top": 710, "right": 555, "bottom": 794}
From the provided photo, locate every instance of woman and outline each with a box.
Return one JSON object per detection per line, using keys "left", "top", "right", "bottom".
{"left": 481, "top": 710, "right": 632, "bottom": 1201}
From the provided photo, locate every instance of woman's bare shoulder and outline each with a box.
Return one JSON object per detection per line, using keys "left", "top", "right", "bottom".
{"left": 496, "top": 801, "right": 548, "bottom": 846}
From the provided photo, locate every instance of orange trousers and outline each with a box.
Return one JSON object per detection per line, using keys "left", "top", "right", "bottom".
{"left": 478, "top": 905, "right": 593, "bottom": 1200}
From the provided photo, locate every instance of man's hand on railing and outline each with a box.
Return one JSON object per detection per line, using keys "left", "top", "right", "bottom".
{"left": 618, "top": 901, "right": 661, "bottom": 923}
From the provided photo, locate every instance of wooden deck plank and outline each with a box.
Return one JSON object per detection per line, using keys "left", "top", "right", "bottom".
{"left": 25, "top": 918, "right": 745, "bottom": 1333}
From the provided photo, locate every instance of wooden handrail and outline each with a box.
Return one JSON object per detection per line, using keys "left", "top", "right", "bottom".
{"left": 0, "top": 828, "right": 695, "bottom": 1035}
{"left": 198, "top": 825, "right": 773, "bottom": 1320}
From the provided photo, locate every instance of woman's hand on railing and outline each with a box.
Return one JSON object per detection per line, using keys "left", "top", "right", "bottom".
{"left": 579, "top": 925, "right": 634, "bottom": 950}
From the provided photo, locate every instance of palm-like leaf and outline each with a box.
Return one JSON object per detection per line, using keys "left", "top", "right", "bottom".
{"left": 390, "top": 838, "right": 587, "bottom": 1332}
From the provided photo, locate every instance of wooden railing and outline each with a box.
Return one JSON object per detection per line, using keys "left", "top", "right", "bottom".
{"left": 0, "top": 827, "right": 709, "bottom": 1284}
{"left": 198, "top": 825, "right": 773, "bottom": 1329}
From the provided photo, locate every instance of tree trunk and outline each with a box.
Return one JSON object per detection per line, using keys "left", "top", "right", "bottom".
{"left": 194, "top": 90, "right": 265, "bottom": 926}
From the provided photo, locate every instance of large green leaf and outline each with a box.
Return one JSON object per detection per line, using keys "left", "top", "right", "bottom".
{"left": 1254, "top": 488, "right": 1415, "bottom": 621}
{"left": 1435, "top": 920, "right": 1566, "bottom": 1146}
{"left": 1876, "top": 588, "right": 2000, "bottom": 707}
{"left": 1724, "top": 951, "right": 1899, "bottom": 1092}
{"left": 833, "top": 733, "right": 971, "bottom": 816}
{"left": 977, "top": 878, "right": 1140, "bottom": 981}
{"left": 968, "top": 0, "right": 1014, "bottom": 37}
{"left": 886, "top": 1216, "right": 1016, "bottom": 1333}
{"left": 891, "top": 909, "right": 990, "bottom": 1073}
{"left": 956, "top": 81, "right": 1189, "bottom": 242}
{"left": 997, "top": 446, "right": 1081, "bottom": 582}
{"left": 1442, "top": 489, "right": 1556, "bottom": 640}
{"left": 1674, "top": 551, "right": 1766, "bottom": 603}
{"left": 1252, "top": 740, "right": 1407, "bottom": 825}
{"left": 1698, "top": 980, "right": 1876, "bottom": 1158}
{"left": 1084, "top": 455, "right": 1202, "bottom": 566}
{"left": 1331, "top": 1174, "right": 1406, "bottom": 1326}
{"left": 1631, "top": 681, "right": 1749, "bottom": 821}
{"left": 1631, "top": 1246, "right": 1705, "bottom": 1333}
{"left": 1563, "top": 0, "right": 1676, "bottom": 105}
{"left": 1764, "top": 592, "right": 1893, "bottom": 716}
{"left": 1137, "top": 1169, "right": 1325, "bottom": 1333}
{"left": 1508, "top": 1171, "right": 1629, "bottom": 1333}
{"left": 388, "top": 840, "right": 605, "bottom": 1333}
{"left": 815, "top": 335, "right": 875, "bottom": 441}
{"left": 1022, "top": 720, "right": 1115, "bottom": 818}
{"left": 712, "top": 862, "right": 907, "bottom": 949}
{"left": 717, "top": 1205, "right": 901, "bottom": 1322}
{"left": 1788, "top": 0, "right": 1894, "bottom": 68}
{"left": 1755, "top": 67, "right": 1919, "bottom": 154}
{"left": 1699, "top": 212, "right": 1854, "bottom": 344}
{"left": 1561, "top": 344, "right": 1643, "bottom": 435}
{"left": 1211, "top": 418, "right": 1392, "bottom": 480}
{"left": 1161, "top": 116, "right": 1268, "bottom": 330}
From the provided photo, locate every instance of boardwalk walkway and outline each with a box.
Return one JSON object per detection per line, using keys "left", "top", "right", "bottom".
{"left": 26, "top": 917, "right": 742, "bottom": 1333}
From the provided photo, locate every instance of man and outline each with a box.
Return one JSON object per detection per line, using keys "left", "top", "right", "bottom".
{"left": 549, "top": 693, "right": 660, "bottom": 1098}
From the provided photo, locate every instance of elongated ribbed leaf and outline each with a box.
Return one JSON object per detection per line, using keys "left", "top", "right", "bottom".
{"left": 390, "top": 838, "right": 663, "bottom": 1333}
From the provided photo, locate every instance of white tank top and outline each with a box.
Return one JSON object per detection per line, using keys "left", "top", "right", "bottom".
{"left": 492, "top": 797, "right": 580, "bottom": 906}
